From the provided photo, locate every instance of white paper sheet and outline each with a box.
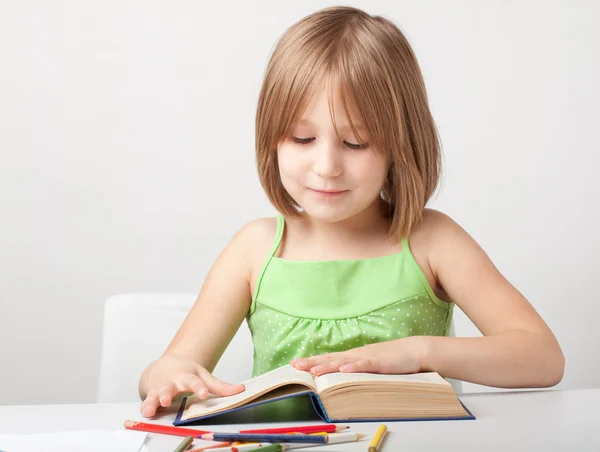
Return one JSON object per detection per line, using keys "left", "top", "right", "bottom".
{"left": 0, "top": 429, "right": 147, "bottom": 452}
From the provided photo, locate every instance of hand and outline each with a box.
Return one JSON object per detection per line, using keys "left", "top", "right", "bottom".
{"left": 139, "top": 354, "right": 245, "bottom": 418}
{"left": 290, "top": 336, "right": 427, "bottom": 377}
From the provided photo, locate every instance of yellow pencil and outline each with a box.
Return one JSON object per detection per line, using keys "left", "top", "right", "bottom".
{"left": 368, "top": 424, "right": 387, "bottom": 452}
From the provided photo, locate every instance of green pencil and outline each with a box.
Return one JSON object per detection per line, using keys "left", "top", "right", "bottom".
{"left": 246, "top": 444, "right": 284, "bottom": 452}
{"left": 173, "top": 435, "right": 194, "bottom": 452}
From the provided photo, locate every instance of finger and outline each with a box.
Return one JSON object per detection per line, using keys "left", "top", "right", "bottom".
{"left": 157, "top": 383, "right": 178, "bottom": 407}
{"left": 201, "top": 371, "right": 246, "bottom": 397}
{"left": 310, "top": 357, "right": 353, "bottom": 376}
{"left": 340, "top": 358, "right": 375, "bottom": 373}
{"left": 290, "top": 358, "right": 313, "bottom": 369}
{"left": 177, "top": 374, "right": 209, "bottom": 400}
{"left": 140, "top": 390, "right": 160, "bottom": 418}
{"left": 291, "top": 354, "right": 337, "bottom": 370}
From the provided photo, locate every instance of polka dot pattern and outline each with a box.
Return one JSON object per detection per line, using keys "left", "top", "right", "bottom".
{"left": 247, "top": 293, "right": 450, "bottom": 377}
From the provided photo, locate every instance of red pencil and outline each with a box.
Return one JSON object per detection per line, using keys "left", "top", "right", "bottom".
{"left": 124, "top": 420, "right": 212, "bottom": 438}
{"left": 239, "top": 424, "right": 349, "bottom": 434}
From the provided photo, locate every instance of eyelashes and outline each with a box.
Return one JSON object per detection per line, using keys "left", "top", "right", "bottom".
{"left": 292, "top": 136, "right": 369, "bottom": 150}
{"left": 292, "top": 137, "right": 315, "bottom": 145}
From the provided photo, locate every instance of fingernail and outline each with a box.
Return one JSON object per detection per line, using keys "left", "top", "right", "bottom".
{"left": 312, "top": 366, "right": 322, "bottom": 373}
{"left": 142, "top": 408, "right": 152, "bottom": 417}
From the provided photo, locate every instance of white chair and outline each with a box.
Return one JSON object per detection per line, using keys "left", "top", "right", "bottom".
{"left": 96, "top": 293, "right": 463, "bottom": 403}
{"left": 96, "top": 293, "right": 254, "bottom": 403}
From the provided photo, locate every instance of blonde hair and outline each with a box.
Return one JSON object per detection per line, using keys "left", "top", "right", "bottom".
{"left": 255, "top": 6, "right": 442, "bottom": 238}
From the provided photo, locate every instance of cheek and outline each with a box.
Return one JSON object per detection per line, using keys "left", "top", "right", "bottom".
{"left": 278, "top": 145, "right": 310, "bottom": 177}
{"left": 277, "top": 148, "right": 292, "bottom": 178}
{"left": 352, "top": 154, "right": 389, "bottom": 189}
{"left": 277, "top": 145, "right": 301, "bottom": 184}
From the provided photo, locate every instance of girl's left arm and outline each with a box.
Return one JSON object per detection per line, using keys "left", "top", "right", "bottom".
{"left": 416, "top": 210, "right": 565, "bottom": 388}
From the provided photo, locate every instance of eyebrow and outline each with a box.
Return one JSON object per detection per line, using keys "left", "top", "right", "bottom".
{"left": 295, "top": 118, "right": 367, "bottom": 131}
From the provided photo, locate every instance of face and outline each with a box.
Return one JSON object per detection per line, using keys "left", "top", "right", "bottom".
{"left": 277, "top": 81, "right": 389, "bottom": 224}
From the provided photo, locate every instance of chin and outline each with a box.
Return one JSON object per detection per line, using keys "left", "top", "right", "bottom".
{"left": 298, "top": 202, "right": 361, "bottom": 224}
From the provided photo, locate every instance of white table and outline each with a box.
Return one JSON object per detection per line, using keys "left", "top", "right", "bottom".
{"left": 1, "top": 389, "right": 598, "bottom": 451}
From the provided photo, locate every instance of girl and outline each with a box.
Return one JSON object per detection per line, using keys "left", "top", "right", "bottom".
{"left": 138, "top": 5, "right": 564, "bottom": 418}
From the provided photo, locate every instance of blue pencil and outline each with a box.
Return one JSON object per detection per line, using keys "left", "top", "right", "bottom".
{"left": 199, "top": 432, "right": 328, "bottom": 444}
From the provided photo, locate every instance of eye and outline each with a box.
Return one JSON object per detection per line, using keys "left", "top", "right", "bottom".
{"left": 291, "top": 136, "right": 369, "bottom": 149}
{"left": 292, "top": 136, "right": 315, "bottom": 145}
{"left": 344, "top": 141, "right": 369, "bottom": 150}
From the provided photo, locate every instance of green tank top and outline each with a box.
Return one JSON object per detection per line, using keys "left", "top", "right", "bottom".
{"left": 246, "top": 214, "right": 454, "bottom": 377}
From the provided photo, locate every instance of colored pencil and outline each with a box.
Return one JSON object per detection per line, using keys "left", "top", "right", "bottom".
{"left": 245, "top": 445, "right": 283, "bottom": 452}
{"left": 197, "top": 444, "right": 279, "bottom": 452}
{"left": 173, "top": 436, "right": 194, "bottom": 452}
{"left": 124, "top": 420, "right": 211, "bottom": 438}
{"left": 239, "top": 424, "right": 348, "bottom": 434}
{"left": 368, "top": 424, "right": 388, "bottom": 452}
{"left": 322, "top": 432, "right": 366, "bottom": 444}
{"left": 199, "top": 432, "right": 367, "bottom": 451}
{"left": 199, "top": 433, "right": 327, "bottom": 444}
{"left": 188, "top": 443, "right": 232, "bottom": 451}
{"left": 246, "top": 445, "right": 283, "bottom": 452}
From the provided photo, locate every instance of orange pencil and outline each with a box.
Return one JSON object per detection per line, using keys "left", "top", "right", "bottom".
{"left": 124, "top": 420, "right": 212, "bottom": 438}
{"left": 188, "top": 443, "right": 232, "bottom": 451}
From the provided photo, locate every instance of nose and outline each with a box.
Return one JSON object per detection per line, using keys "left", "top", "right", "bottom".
{"left": 312, "top": 141, "right": 342, "bottom": 178}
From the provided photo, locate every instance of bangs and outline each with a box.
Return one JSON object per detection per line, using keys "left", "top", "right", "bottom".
{"left": 260, "top": 30, "right": 399, "bottom": 158}
{"left": 326, "top": 51, "right": 396, "bottom": 156}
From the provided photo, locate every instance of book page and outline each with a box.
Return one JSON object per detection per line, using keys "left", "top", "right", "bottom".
{"left": 182, "top": 364, "right": 315, "bottom": 420}
{"left": 314, "top": 371, "right": 450, "bottom": 393}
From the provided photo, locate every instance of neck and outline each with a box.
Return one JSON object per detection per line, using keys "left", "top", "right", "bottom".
{"left": 301, "top": 198, "right": 391, "bottom": 242}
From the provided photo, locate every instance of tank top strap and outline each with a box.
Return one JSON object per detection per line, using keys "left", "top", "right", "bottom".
{"left": 400, "top": 235, "right": 453, "bottom": 310}
{"left": 248, "top": 214, "right": 285, "bottom": 315}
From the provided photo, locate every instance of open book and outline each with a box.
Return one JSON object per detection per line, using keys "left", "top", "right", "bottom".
{"left": 174, "top": 364, "right": 474, "bottom": 425}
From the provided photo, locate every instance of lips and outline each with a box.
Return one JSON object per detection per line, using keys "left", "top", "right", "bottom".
{"left": 309, "top": 188, "right": 348, "bottom": 196}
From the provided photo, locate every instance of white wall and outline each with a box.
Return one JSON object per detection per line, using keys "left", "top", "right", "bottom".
{"left": 1, "top": 0, "right": 598, "bottom": 405}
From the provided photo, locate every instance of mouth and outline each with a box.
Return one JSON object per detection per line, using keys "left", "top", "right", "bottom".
{"left": 308, "top": 188, "right": 348, "bottom": 196}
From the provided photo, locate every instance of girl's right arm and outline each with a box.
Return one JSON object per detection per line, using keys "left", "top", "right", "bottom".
{"left": 138, "top": 221, "right": 261, "bottom": 417}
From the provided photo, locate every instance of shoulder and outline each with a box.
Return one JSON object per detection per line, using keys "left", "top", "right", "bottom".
{"left": 406, "top": 209, "right": 471, "bottom": 301}
{"left": 409, "top": 207, "right": 488, "bottom": 281}
{"left": 417, "top": 208, "right": 483, "bottom": 259}
{"left": 235, "top": 216, "right": 279, "bottom": 251}
{"left": 410, "top": 208, "right": 466, "bottom": 244}
{"left": 232, "top": 216, "right": 280, "bottom": 289}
